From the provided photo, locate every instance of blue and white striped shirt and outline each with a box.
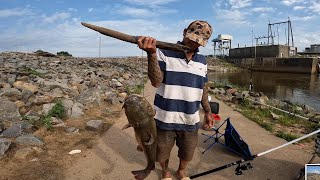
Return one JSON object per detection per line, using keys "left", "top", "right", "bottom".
{"left": 154, "top": 48, "right": 208, "bottom": 131}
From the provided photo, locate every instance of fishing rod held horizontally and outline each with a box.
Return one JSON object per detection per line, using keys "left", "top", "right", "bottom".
{"left": 81, "top": 22, "right": 192, "bottom": 53}
{"left": 190, "top": 128, "right": 320, "bottom": 179}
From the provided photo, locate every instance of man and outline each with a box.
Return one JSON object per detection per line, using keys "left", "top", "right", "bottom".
{"left": 137, "top": 20, "right": 214, "bottom": 180}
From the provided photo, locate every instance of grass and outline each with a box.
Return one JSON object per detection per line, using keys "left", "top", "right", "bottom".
{"left": 276, "top": 131, "right": 300, "bottom": 142}
{"left": 26, "top": 67, "right": 43, "bottom": 77}
{"left": 42, "top": 100, "right": 66, "bottom": 129}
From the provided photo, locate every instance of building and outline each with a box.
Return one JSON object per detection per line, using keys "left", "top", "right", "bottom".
{"left": 229, "top": 45, "right": 296, "bottom": 59}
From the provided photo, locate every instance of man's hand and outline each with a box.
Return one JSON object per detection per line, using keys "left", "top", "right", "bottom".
{"left": 203, "top": 112, "right": 214, "bottom": 130}
{"left": 137, "top": 36, "right": 157, "bottom": 54}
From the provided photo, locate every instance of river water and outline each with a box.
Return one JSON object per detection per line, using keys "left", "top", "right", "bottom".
{"left": 208, "top": 71, "right": 320, "bottom": 112}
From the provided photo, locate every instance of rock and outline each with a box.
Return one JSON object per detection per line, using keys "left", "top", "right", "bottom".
{"left": 65, "top": 127, "right": 77, "bottom": 133}
{"left": 295, "top": 106, "right": 303, "bottom": 112}
{"left": 255, "top": 97, "right": 267, "bottom": 105}
{"left": 16, "top": 134, "right": 44, "bottom": 146}
{"left": 241, "top": 91, "right": 250, "bottom": 99}
{"left": 50, "top": 117, "right": 66, "bottom": 128}
{"left": 14, "top": 100, "right": 25, "bottom": 108}
{"left": 75, "top": 88, "right": 102, "bottom": 106}
{"left": 88, "top": 78, "right": 98, "bottom": 88}
{"left": 42, "top": 103, "right": 56, "bottom": 116}
{"left": 32, "top": 147, "right": 44, "bottom": 154}
{"left": 210, "top": 88, "right": 220, "bottom": 95}
{"left": 1, "top": 124, "right": 21, "bottom": 138}
{"left": 61, "top": 99, "right": 73, "bottom": 117}
{"left": 0, "top": 138, "right": 11, "bottom": 155}
{"left": 0, "top": 122, "right": 4, "bottom": 133}
{"left": 0, "top": 98, "right": 21, "bottom": 122}
{"left": 51, "top": 88, "right": 64, "bottom": 98}
{"left": 268, "top": 99, "right": 287, "bottom": 109}
{"left": 270, "top": 112, "right": 282, "bottom": 120}
{"left": 13, "top": 81, "right": 39, "bottom": 93}
{"left": 86, "top": 120, "right": 103, "bottom": 131}
{"left": 226, "top": 88, "right": 237, "bottom": 95}
{"left": 71, "top": 102, "right": 84, "bottom": 118}
{"left": 19, "top": 121, "right": 35, "bottom": 133}
{"left": 33, "top": 95, "right": 55, "bottom": 105}
{"left": 304, "top": 104, "right": 316, "bottom": 114}
{"left": 14, "top": 147, "right": 35, "bottom": 159}
{"left": 219, "top": 88, "right": 226, "bottom": 95}
{"left": 21, "top": 89, "right": 35, "bottom": 104}
{"left": 69, "top": 149, "right": 81, "bottom": 155}
{"left": 313, "top": 115, "right": 320, "bottom": 123}
{"left": 105, "top": 92, "right": 119, "bottom": 105}
{"left": 0, "top": 88, "right": 22, "bottom": 101}
{"left": 122, "top": 73, "right": 130, "bottom": 80}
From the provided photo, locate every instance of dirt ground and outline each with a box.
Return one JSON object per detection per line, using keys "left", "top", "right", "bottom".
{"left": 1, "top": 81, "right": 319, "bottom": 180}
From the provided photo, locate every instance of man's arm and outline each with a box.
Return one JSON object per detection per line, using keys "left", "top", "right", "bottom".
{"left": 137, "top": 36, "right": 163, "bottom": 88}
{"left": 147, "top": 53, "right": 164, "bottom": 88}
{"left": 201, "top": 83, "right": 214, "bottom": 129}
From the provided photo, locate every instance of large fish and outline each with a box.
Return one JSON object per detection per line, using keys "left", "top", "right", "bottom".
{"left": 122, "top": 94, "right": 157, "bottom": 180}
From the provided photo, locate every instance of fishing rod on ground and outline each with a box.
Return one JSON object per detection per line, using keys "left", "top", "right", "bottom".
{"left": 245, "top": 98, "right": 319, "bottom": 124}
{"left": 190, "top": 128, "right": 320, "bottom": 179}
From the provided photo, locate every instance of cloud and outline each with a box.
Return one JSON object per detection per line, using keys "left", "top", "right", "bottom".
{"left": 0, "top": 7, "right": 31, "bottom": 18}
{"left": 216, "top": 9, "right": 248, "bottom": 24}
{"left": 252, "top": 7, "right": 274, "bottom": 12}
{"left": 114, "top": 6, "right": 177, "bottom": 17}
{"left": 88, "top": 8, "right": 94, "bottom": 13}
{"left": 291, "top": 15, "right": 314, "bottom": 21}
{"left": 68, "top": 8, "right": 78, "bottom": 12}
{"left": 293, "top": 6, "right": 305, "bottom": 10}
{"left": 228, "top": 0, "right": 252, "bottom": 9}
{"left": 124, "top": 0, "right": 180, "bottom": 7}
{"left": 310, "top": 2, "right": 320, "bottom": 13}
{"left": 42, "top": 12, "right": 71, "bottom": 23}
{"left": 115, "top": 6, "right": 153, "bottom": 17}
{"left": 282, "top": 0, "right": 303, "bottom": 6}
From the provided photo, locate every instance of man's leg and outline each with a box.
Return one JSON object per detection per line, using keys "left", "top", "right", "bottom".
{"left": 176, "top": 159, "right": 189, "bottom": 178}
{"left": 157, "top": 129, "right": 176, "bottom": 179}
{"left": 176, "top": 130, "right": 198, "bottom": 179}
{"left": 160, "top": 159, "right": 171, "bottom": 178}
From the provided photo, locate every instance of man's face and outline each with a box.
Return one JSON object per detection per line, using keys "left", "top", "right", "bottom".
{"left": 183, "top": 37, "right": 201, "bottom": 51}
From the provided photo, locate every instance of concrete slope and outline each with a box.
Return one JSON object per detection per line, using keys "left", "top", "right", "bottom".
{"left": 65, "top": 81, "right": 318, "bottom": 180}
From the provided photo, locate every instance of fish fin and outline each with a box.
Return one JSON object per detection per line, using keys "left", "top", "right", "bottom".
{"left": 136, "top": 145, "right": 143, "bottom": 152}
{"left": 143, "top": 134, "right": 154, "bottom": 145}
{"left": 132, "top": 169, "right": 152, "bottom": 180}
{"left": 122, "top": 123, "right": 132, "bottom": 130}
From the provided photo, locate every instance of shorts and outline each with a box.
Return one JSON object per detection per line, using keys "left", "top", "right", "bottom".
{"left": 156, "top": 128, "right": 198, "bottom": 162}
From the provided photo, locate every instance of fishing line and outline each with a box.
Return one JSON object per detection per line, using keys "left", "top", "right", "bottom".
{"left": 141, "top": 49, "right": 145, "bottom": 97}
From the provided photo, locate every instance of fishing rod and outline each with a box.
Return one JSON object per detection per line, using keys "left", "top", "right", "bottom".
{"left": 245, "top": 98, "right": 318, "bottom": 123}
{"left": 190, "top": 128, "right": 320, "bottom": 179}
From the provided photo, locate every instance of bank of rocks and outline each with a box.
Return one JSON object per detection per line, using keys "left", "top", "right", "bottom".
{"left": 0, "top": 52, "right": 147, "bottom": 159}
{"left": 207, "top": 81, "right": 320, "bottom": 139}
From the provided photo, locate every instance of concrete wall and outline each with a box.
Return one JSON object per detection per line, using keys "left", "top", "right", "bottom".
{"left": 228, "top": 57, "right": 320, "bottom": 74}
{"left": 229, "top": 45, "right": 289, "bottom": 58}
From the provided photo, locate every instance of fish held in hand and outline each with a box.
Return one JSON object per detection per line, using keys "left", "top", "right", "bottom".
{"left": 122, "top": 94, "right": 157, "bottom": 180}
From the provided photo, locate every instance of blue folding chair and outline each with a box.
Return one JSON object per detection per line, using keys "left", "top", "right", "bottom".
{"left": 202, "top": 118, "right": 252, "bottom": 158}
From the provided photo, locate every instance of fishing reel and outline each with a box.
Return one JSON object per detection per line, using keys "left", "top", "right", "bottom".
{"left": 235, "top": 163, "right": 253, "bottom": 175}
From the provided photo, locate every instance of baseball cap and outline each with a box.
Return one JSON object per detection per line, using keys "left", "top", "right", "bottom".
{"left": 185, "top": 20, "right": 213, "bottom": 46}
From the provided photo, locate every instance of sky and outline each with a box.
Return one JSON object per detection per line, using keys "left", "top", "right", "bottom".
{"left": 0, "top": 0, "right": 320, "bottom": 57}
{"left": 307, "top": 165, "right": 320, "bottom": 174}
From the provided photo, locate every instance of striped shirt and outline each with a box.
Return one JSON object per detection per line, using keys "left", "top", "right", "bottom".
{"left": 154, "top": 48, "right": 208, "bottom": 131}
